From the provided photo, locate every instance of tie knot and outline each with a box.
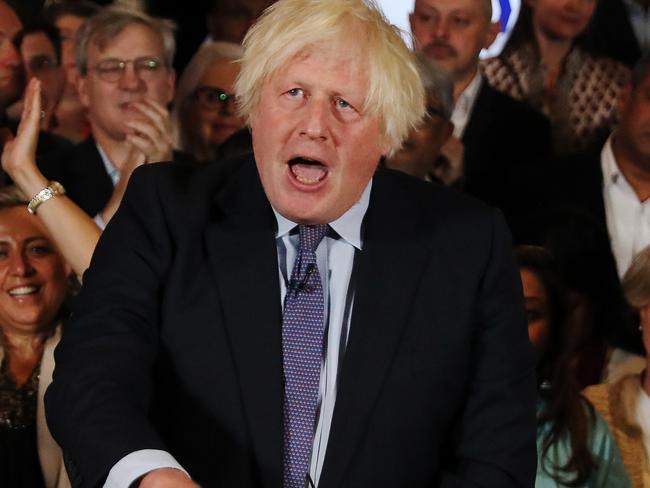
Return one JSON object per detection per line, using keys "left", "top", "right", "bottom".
{"left": 298, "top": 224, "right": 328, "bottom": 254}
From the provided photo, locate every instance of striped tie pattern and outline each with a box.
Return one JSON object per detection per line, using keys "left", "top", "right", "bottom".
{"left": 282, "top": 224, "right": 328, "bottom": 488}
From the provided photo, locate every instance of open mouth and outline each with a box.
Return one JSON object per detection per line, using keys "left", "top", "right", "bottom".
{"left": 8, "top": 285, "right": 40, "bottom": 297}
{"left": 288, "top": 157, "right": 329, "bottom": 185}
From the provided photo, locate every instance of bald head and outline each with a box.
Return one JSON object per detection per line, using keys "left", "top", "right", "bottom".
{"left": 0, "top": 0, "right": 24, "bottom": 109}
{"left": 414, "top": 0, "right": 493, "bottom": 22}
{"left": 410, "top": 0, "right": 499, "bottom": 94}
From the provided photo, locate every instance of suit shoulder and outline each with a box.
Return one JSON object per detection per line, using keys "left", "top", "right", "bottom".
{"left": 374, "top": 169, "right": 499, "bottom": 226}
{"left": 482, "top": 83, "right": 548, "bottom": 128}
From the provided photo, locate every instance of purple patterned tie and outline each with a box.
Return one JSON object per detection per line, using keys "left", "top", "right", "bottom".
{"left": 282, "top": 224, "right": 328, "bottom": 488}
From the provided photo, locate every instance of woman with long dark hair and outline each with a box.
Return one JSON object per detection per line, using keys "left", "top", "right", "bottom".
{"left": 517, "top": 245, "right": 630, "bottom": 486}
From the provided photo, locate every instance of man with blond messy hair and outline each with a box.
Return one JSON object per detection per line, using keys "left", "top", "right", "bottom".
{"left": 46, "top": 1, "right": 536, "bottom": 487}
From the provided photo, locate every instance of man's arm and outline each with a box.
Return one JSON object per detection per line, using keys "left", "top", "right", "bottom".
{"left": 45, "top": 165, "right": 180, "bottom": 487}
{"left": 440, "top": 210, "right": 537, "bottom": 487}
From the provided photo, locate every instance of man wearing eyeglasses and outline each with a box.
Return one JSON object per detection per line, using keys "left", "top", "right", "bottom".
{"left": 38, "top": 6, "right": 187, "bottom": 228}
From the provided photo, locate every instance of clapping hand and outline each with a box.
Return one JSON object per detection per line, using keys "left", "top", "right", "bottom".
{"left": 124, "top": 98, "right": 174, "bottom": 163}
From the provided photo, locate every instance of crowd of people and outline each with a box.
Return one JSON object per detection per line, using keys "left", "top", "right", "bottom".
{"left": 0, "top": 0, "right": 648, "bottom": 486}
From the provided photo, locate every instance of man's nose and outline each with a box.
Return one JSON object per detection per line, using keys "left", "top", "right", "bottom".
{"left": 299, "top": 97, "right": 330, "bottom": 141}
{"left": 119, "top": 63, "right": 144, "bottom": 91}
{"left": 0, "top": 38, "right": 21, "bottom": 68}
{"left": 435, "top": 18, "right": 450, "bottom": 39}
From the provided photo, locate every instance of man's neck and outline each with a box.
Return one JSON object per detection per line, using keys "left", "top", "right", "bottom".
{"left": 452, "top": 67, "right": 480, "bottom": 103}
{"left": 611, "top": 133, "right": 650, "bottom": 202}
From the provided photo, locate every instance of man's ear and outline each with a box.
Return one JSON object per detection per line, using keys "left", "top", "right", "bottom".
{"left": 76, "top": 75, "right": 90, "bottom": 108}
{"left": 484, "top": 20, "right": 501, "bottom": 49}
{"left": 618, "top": 83, "right": 632, "bottom": 117}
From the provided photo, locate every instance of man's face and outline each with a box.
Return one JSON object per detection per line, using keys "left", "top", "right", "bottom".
{"left": 250, "top": 43, "right": 388, "bottom": 224}
{"left": 0, "top": 1, "right": 23, "bottom": 109}
{"left": 77, "top": 23, "right": 175, "bottom": 142}
{"left": 410, "top": 0, "right": 498, "bottom": 84}
{"left": 617, "top": 74, "right": 650, "bottom": 172}
{"left": 20, "top": 31, "right": 65, "bottom": 112}
{"left": 55, "top": 14, "right": 85, "bottom": 87}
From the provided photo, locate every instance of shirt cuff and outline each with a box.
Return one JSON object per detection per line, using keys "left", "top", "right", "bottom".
{"left": 93, "top": 212, "right": 107, "bottom": 230}
{"left": 103, "top": 449, "right": 189, "bottom": 488}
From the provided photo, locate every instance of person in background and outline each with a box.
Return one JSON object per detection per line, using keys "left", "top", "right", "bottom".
{"left": 0, "top": 185, "right": 72, "bottom": 488}
{"left": 585, "top": 244, "right": 650, "bottom": 487}
{"left": 11, "top": 22, "right": 65, "bottom": 132}
{"left": 38, "top": 6, "right": 182, "bottom": 227}
{"left": 43, "top": 0, "right": 99, "bottom": 143}
{"left": 171, "top": 41, "right": 245, "bottom": 162}
{"left": 206, "top": 0, "right": 253, "bottom": 45}
{"left": 517, "top": 245, "right": 632, "bottom": 488}
{"left": 409, "top": 0, "right": 551, "bottom": 208}
{"left": 384, "top": 54, "right": 456, "bottom": 184}
{"left": 484, "top": 0, "right": 630, "bottom": 155}
{"left": 0, "top": 0, "right": 71, "bottom": 180}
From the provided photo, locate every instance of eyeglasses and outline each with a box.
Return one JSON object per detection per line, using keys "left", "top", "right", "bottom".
{"left": 193, "top": 86, "right": 237, "bottom": 110}
{"left": 90, "top": 56, "right": 166, "bottom": 83}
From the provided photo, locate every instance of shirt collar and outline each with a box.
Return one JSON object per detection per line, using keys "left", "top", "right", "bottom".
{"left": 455, "top": 72, "right": 483, "bottom": 115}
{"left": 96, "top": 142, "right": 120, "bottom": 185}
{"left": 273, "top": 179, "right": 372, "bottom": 250}
{"left": 601, "top": 135, "right": 622, "bottom": 186}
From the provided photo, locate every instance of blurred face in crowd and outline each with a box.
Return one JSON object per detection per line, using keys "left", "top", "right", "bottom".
{"left": 520, "top": 267, "right": 550, "bottom": 350}
{"left": 385, "top": 96, "right": 453, "bottom": 180}
{"left": 615, "top": 73, "right": 650, "bottom": 173}
{"left": 55, "top": 14, "right": 85, "bottom": 88}
{"left": 0, "top": 1, "right": 23, "bottom": 110}
{"left": 530, "top": 0, "right": 596, "bottom": 41}
{"left": 19, "top": 31, "right": 65, "bottom": 115}
{"left": 410, "top": 0, "right": 499, "bottom": 88}
{"left": 77, "top": 23, "right": 175, "bottom": 142}
{"left": 191, "top": 58, "right": 244, "bottom": 150}
{"left": 250, "top": 41, "right": 388, "bottom": 224}
{"left": 0, "top": 208, "right": 69, "bottom": 338}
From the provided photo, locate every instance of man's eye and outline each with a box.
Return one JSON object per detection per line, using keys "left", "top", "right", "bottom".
{"left": 97, "top": 63, "right": 122, "bottom": 73}
{"left": 287, "top": 88, "right": 303, "bottom": 97}
{"left": 451, "top": 16, "right": 470, "bottom": 27}
{"left": 335, "top": 98, "right": 352, "bottom": 110}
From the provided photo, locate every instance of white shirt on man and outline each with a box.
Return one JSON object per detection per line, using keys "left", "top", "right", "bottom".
{"left": 601, "top": 136, "right": 650, "bottom": 276}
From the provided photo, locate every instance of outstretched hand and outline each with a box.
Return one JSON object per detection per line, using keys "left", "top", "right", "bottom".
{"left": 1, "top": 78, "right": 49, "bottom": 194}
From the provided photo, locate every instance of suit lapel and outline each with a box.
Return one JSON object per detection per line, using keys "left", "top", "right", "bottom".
{"left": 203, "top": 163, "right": 284, "bottom": 488}
{"left": 319, "top": 173, "right": 433, "bottom": 487}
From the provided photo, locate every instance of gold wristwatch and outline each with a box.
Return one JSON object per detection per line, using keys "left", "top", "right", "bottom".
{"left": 27, "top": 181, "right": 66, "bottom": 214}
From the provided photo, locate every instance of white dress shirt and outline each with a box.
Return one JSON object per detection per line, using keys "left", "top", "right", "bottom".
{"left": 104, "top": 181, "right": 372, "bottom": 487}
{"left": 94, "top": 143, "right": 120, "bottom": 230}
{"left": 451, "top": 72, "right": 483, "bottom": 138}
{"left": 601, "top": 137, "right": 650, "bottom": 276}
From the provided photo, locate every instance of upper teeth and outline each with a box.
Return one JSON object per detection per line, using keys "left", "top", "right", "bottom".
{"left": 8, "top": 286, "right": 38, "bottom": 296}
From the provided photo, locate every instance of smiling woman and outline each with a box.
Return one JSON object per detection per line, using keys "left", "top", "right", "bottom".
{"left": 0, "top": 186, "right": 72, "bottom": 488}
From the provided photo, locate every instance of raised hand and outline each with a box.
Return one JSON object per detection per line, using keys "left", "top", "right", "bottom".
{"left": 1, "top": 78, "right": 48, "bottom": 193}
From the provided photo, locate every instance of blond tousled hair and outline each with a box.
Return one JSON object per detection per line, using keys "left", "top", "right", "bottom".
{"left": 235, "top": 0, "right": 426, "bottom": 153}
